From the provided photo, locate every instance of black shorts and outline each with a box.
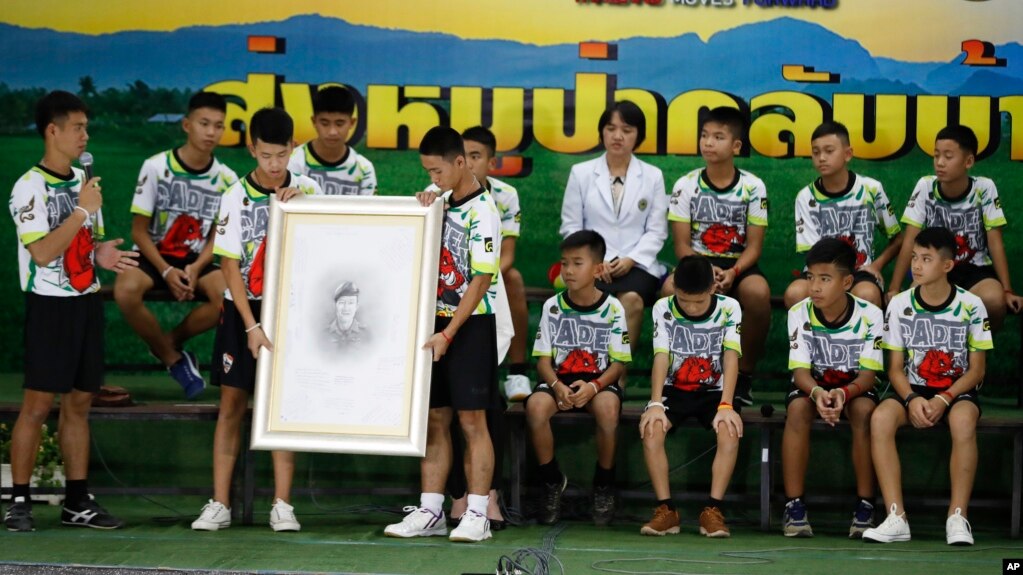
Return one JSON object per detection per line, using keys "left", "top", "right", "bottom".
{"left": 430, "top": 314, "right": 498, "bottom": 410}
{"left": 882, "top": 386, "right": 981, "bottom": 420}
{"left": 23, "top": 292, "right": 104, "bottom": 394}
{"left": 785, "top": 385, "right": 880, "bottom": 409}
{"left": 211, "top": 298, "right": 261, "bottom": 393}
{"left": 707, "top": 257, "right": 766, "bottom": 295}
{"left": 137, "top": 252, "right": 218, "bottom": 287}
{"left": 948, "top": 263, "right": 998, "bottom": 291}
{"left": 661, "top": 388, "right": 741, "bottom": 431}
{"left": 525, "top": 372, "right": 624, "bottom": 413}
{"left": 596, "top": 266, "right": 661, "bottom": 307}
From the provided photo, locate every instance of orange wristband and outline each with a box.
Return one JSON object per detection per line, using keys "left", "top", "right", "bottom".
{"left": 440, "top": 331, "right": 452, "bottom": 344}
{"left": 733, "top": 262, "right": 743, "bottom": 276}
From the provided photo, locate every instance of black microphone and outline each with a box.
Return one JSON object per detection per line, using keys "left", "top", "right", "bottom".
{"left": 79, "top": 152, "right": 94, "bottom": 181}
{"left": 760, "top": 403, "right": 775, "bottom": 418}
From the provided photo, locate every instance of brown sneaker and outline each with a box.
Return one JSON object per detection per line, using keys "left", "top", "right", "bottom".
{"left": 699, "top": 506, "right": 730, "bottom": 538}
{"left": 640, "top": 504, "right": 680, "bottom": 536}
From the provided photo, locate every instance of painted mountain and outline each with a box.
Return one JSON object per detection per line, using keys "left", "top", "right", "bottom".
{"left": 1, "top": 15, "right": 1020, "bottom": 98}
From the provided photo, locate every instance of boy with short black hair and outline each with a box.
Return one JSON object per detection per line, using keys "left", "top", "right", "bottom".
{"left": 865, "top": 227, "right": 991, "bottom": 545}
{"left": 666, "top": 106, "right": 769, "bottom": 407}
{"left": 888, "top": 124, "right": 1020, "bottom": 330}
{"left": 782, "top": 238, "right": 884, "bottom": 539}
{"left": 640, "top": 255, "right": 743, "bottom": 538}
{"left": 114, "top": 91, "right": 238, "bottom": 399}
{"left": 288, "top": 85, "right": 376, "bottom": 196}
{"left": 191, "top": 107, "right": 323, "bottom": 533}
{"left": 783, "top": 121, "right": 903, "bottom": 309}
{"left": 386, "top": 126, "right": 501, "bottom": 543}
{"left": 5, "top": 90, "right": 138, "bottom": 532}
{"left": 526, "top": 230, "right": 631, "bottom": 526}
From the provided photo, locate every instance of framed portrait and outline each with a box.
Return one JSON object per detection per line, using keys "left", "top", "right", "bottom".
{"left": 251, "top": 195, "right": 443, "bottom": 457}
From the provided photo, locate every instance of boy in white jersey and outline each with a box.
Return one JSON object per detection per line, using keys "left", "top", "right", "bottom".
{"left": 440, "top": 127, "right": 522, "bottom": 529}
{"left": 526, "top": 230, "right": 631, "bottom": 526}
{"left": 888, "top": 125, "right": 1021, "bottom": 331}
{"left": 781, "top": 238, "right": 883, "bottom": 539}
{"left": 865, "top": 227, "right": 991, "bottom": 546}
{"left": 191, "top": 108, "right": 322, "bottom": 533}
{"left": 783, "top": 122, "right": 903, "bottom": 309}
{"left": 114, "top": 92, "right": 238, "bottom": 399}
{"left": 288, "top": 85, "right": 376, "bottom": 196}
{"left": 5, "top": 91, "right": 138, "bottom": 532}
{"left": 386, "top": 127, "right": 501, "bottom": 543}
{"left": 640, "top": 256, "right": 743, "bottom": 538}
{"left": 666, "top": 106, "right": 769, "bottom": 407}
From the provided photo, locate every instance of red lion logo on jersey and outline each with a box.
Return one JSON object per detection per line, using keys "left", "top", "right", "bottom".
{"left": 64, "top": 226, "right": 96, "bottom": 293}
{"left": 835, "top": 235, "right": 867, "bottom": 268}
{"left": 818, "top": 368, "right": 855, "bottom": 388}
{"left": 954, "top": 234, "right": 975, "bottom": 264}
{"left": 157, "top": 214, "right": 203, "bottom": 259}
{"left": 437, "top": 247, "right": 466, "bottom": 307}
{"left": 558, "top": 349, "right": 601, "bottom": 375}
{"left": 701, "top": 223, "right": 745, "bottom": 254}
{"left": 248, "top": 238, "right": 267, "bottom": 297}
{"left": 918, "top": 349, "right": 963, "bottom": 389}
{"left": 672, "top": 356, "right": 720, "bottom": 392}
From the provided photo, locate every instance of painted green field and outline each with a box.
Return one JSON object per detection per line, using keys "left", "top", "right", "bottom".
{"left": 0, "top": 128, "right": 1020, "bottom": 392}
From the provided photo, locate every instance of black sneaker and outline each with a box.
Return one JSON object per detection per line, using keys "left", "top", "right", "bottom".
{"left": 5, "top": 498, "right": 34, "bottom": 532}
{"left": 538, "top": 473, "right": 567, "bottom": 525}
{"left": 62, "top": 495, "right": 125, "bottom": 530}
{"left": 735, "top": 373, "right": 754, "bottom": 407}
{"left": 592, "top": 485, "right": 616, "bottom": 527}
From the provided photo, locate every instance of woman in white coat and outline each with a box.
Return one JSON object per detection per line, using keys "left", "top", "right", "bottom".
{"left": 560, "top": 100, "right": 668, "bottom": 357}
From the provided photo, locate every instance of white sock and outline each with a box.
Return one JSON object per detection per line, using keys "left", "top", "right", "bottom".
{"left": 467, "top": 493, "right": 489, "bottom": 516}
{"left": 420, "top": 492, "right": 445, "bottom": 515}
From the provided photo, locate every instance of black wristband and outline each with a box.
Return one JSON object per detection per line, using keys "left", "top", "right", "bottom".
{"left": 903, "top": 392, "right": 922, "bottom": 407}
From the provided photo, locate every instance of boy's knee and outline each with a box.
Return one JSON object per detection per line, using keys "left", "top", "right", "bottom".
{"left": 458, "top": 410, "right": 489, "bottom": 435}
{"left": 851, "top": 283, "right": 882, "bottom": 307}
{"left": 784, "top": 401, "right": 814, "bottom": 430}
{"left": 947, "top": 405, "right": 979, "bottom": 439}
{"left": 783, "top": 280, "right": 808, "bottom": 308}
{"left": 642, "top": 427, "right": 667, "bottom": 449}
{"left": 618, "top": 291, "right": 643, "bottom": 311}
{"left": 113, "top": 275, "right": 146, "bottom": 306}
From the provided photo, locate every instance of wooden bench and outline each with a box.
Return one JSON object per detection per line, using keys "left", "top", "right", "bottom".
{"left": 504, "top": 402, "right": 1023, "bottom": 537}
{"left": 0, "top": 402, "right": 260, "bottom": 524}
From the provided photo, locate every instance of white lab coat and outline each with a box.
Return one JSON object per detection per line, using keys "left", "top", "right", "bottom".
{"left": 560, "top": 154, "right": 669, "bottom": 278}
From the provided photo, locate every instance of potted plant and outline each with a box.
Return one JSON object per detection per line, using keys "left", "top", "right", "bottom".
{"left": 1, "top": 422, "right": 65, "bottom": 505}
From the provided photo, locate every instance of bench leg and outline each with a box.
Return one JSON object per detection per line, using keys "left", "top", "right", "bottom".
{"left": 242, "top": 447, "right": 255, "bottom": 526}
{"left": 509, "top": 417, "right": 526, "bottom": 513}
{"left": 1013, "top": 431, "right": 1021, "bottom": 538}
{"left": 760, "top": 427, "right": 772, "bottom": 532}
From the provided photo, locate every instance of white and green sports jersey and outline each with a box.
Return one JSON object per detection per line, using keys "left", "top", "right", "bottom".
{"left": 883, "top": 286, "right": 993, "bottom": 391}
{"left": 130, "top": 149, "right": 237, "bottom": 258}
{"left": 901, "top": 176, "right": 1006, "bottom": 267}
{"left": 213, "top": 172, "right": 322, "bottom": 301}
{"left": 533, "top": 291, "right": 631, "bottom": 377}
{"left": 288, "top": 143, "right": 376, "bottom": 196}
{"left": 427, "top": 176, "right": 520, "bottom": 238}
{"left": 9, "top": 165, "right": 105, "bottom": 297}
{"left": 668, "top": 168, "right": 769, "bottom": 259}
{"left": 652, "top": 294, "right": 742, "bottom": 393}
{"left": 794, "top": 173, "right": 900, "bottom": 267}
{"left": 437, "top": 188, "right": 500, "bottom": 317}
{"left": 787, "top": 295, "right": 884, "bottom": 388}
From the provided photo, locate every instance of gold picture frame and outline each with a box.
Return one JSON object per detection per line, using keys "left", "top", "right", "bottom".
{"left": 251, "top": 195, "right": 442, "bottom": 456}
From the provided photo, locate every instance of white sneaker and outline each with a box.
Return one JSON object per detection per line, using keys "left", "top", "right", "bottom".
{"left": 862, "top": 504, "right": 911, "bottom": 543}
{"left": 503, "top": 374, "right": 532, "bottom": 401}
{"left": 269, "top": 498, "right": 301, "bottom": 532}
{"left": 449, "top": 509, "right": 492, "bottom": 542}
{"left": 384, "top": 506, "right": 447, "bottom": 538}
{"left": 946, "top": 508, "right": 974, "bottom": 545}
{"left": 191, "top": 500, "right": 231, "bottom": 531}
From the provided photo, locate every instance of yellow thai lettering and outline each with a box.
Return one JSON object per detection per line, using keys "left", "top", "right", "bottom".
{"left": 833, "top": 94, "right": 911, "bottom": 160}
{"left": 204, "top": 73, "right": 277, "bottom": 147}
{"left": 665, "top": 90, "right": 742, "bottom": 155}
{"left": 533, "top": 73, "right": 608, "bottom": 154}
{"left": 365, "top": 85, "right": 444, "bottom": 149}
{"left": 449, "top": 87, "right": 527, "bottom": 152}
{"left": 750, "top": 92, "right": 826, "bottom": 158}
